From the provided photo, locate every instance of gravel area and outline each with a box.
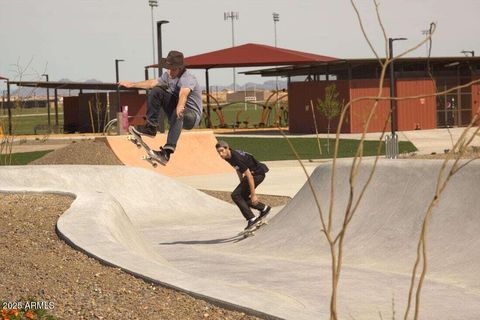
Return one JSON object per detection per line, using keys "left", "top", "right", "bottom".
{"left": 2, "top": 139, "right": 290, "bottom": 319}
{"left": 30, "top": 139, "right": 123, "bottom": 165}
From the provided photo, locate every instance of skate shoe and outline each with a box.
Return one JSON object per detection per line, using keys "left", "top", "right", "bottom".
{"left": 255, "top": 205, "right": 271, "bottom": 223}
{"left": 131, "top": 122, "right": 157, "bottom": 138}
{"left": 150, "top": 147, "right": 170, "bottom": 165}
{"left": 244, "top": 219, "right": 257, "bottom": 231}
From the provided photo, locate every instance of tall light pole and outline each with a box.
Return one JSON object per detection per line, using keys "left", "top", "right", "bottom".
{"left": 157, "top": 20, "right": 169, "bottom": 133}
{"left": 115, "top": 59, "right": 125, "bottom": 134}
{"left": 273, "top": 12, "right": 280, "bottom": 113}
{"left": 4, "top": 78, "right": 12, "bottom": 134}
{"left": 461, "top": 50, "right": 475, "bottom": 57}
{"left": 148, "top": 0, "right": 158, "bottom": 78}
{"left": 115, "top": 59, "right": 124, "bottom": 111}
{"left": 421, "top": 29, "right": 430, "bottom": 56}
{"left": 388, "top": 37, "right": 407, "bottom": 138}
{"left": 273, "top": 13, "right": 279, "bottom": 47}
{"left": 224, "top": 11, "right": 239, "bottom": 92}
{"left": 41, "top": 74, "right": 51, "bottom": 128}
{"left": 157, "top": 20, "right": 169, "bottom": 77}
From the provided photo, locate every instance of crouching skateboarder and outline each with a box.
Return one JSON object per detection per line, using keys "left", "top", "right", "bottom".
{"left": 215, "top": 140, "right": 271, "bottom": 231}
{"left": 118, "top": 50, "right": 202, "bottom": 165}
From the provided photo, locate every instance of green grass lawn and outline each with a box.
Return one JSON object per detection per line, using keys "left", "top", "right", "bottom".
{"left": 1, "top": 106, "right": 64, "bottom": 134}
{"left": 0, "top": 150, "right": 52, "bottom": 165}
{"left": 0, "top": 106, "right": 64, "bottom": 116}
{"left": 216, "top": 136, "right": 417, "bottom": 161}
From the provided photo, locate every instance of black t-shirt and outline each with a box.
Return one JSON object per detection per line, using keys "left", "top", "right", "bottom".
{"left": 226, "top": 149, "right": 269, "bottom": 175}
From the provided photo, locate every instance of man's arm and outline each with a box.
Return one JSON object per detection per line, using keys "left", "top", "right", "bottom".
{"left": 118, "top": 79, "right": 159, "bottom": 90}
{"left": 243, "top": 169, "right": 258, "bottom": 205}
{"left": 176, "top": 87, "right": 191, "bottom": 118}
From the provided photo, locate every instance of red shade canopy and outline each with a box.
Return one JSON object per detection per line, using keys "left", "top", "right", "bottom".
{"left": 147, "top": 43, "right": 337, "bottom": 69}
{"left": 0, "top": 76, "right": 8, "bottom": 80}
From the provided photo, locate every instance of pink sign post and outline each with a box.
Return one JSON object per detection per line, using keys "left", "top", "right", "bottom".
{"left": 122, "top": 105, "right": 129, "bottom": 130}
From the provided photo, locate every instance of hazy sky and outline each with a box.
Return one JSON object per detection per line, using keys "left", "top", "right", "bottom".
{"left": 1, "top": 0, "right": 479, "bottom": 91}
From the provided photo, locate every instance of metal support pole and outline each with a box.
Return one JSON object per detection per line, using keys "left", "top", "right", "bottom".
{"left": 115, "top": 59, "right": 124, "bottom": 135}
{"left": 273, "top": 12, "right": 280, "bottom": 116}
{"left": 157, "top": 20, "right": 169, "bottom": 77}
{"left": 389, "top": 38, "right": 396, "bottom": 137}
{"left": 231, "top": 17, "right": 236, "bottom": 92}
{"left": 387, "top": 37, "right": 406, "bottom": 159}
{"left": 156, "top": 20, "right": 169, "bottom": 133}
{"left": 43, "top": 75, "right": 51, "bottom": 128}
{"left": 115, "top": 59, "right": 122, "bottom": 113}
{"left": 144, "top": 67, "right": 149, "bottom": 80}
{"left": 7, "top": 80, "right": 12, "bottom": 135}
{"left": 151, "top": 6, "right": 156, "bottom": 78}
{"left": 54, "top": 89, "right": 59, "bottom": 127}
{"left": 206, "top": 68, "right": 212, "bottom": 128}
{"left": 224, "top": 12, "right": 238, "bottom": 92}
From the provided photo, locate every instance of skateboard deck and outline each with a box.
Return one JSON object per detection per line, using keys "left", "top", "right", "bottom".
{"left": 238, "top": 217, "right": 268, "bottom": 238}
{"left": 127, "top": 126, "right": 166, "bottom": 168}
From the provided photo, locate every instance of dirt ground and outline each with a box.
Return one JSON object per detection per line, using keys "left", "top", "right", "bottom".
{"left": 2, "top": 140, "right": 290, "bottom": 320}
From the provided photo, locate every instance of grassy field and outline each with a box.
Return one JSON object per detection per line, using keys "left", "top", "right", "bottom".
{"left": 1, "top": 106, "right": 64, "bottom": 134}
{"left": 216, "top": 136, "right": 417, "bottom": 161}
{"left": 0, "top": 150, "right": 52, "bottom": 165}
{"left": 0, "top": 106, "right": 64, "bottom": 115}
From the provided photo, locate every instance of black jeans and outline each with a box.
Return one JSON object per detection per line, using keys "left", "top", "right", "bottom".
{"left": 231, "top": 174, "right": 267, "bottom": 220}
{"left": 146, "top": 86, "right": 199, "bottom": 151}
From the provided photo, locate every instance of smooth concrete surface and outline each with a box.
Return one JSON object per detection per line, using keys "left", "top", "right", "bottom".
{"left": 1, "top": 161, "right": 480, "bottom": 319}
{"left": 398, "top": 127, "right": 480, "bottom": 154}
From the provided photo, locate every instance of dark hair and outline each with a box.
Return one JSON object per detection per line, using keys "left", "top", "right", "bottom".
{"left": 215, "top": 140, "right": 229, "bottom": 149}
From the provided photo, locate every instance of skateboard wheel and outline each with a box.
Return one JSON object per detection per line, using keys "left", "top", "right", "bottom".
{"left": 152, "top": 163, "right": 158, "bottom": 168}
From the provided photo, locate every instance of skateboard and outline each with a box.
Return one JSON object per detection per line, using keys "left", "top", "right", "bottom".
{"left": 127, "top": 126, "right": 166, "bottom": 168}
{"left": 238, "top": 217, "right": 269, "bottom": 238}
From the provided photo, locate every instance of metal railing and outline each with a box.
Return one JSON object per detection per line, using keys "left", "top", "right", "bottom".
{"left": 385, "top": 133, "right": 399, "bottom": 159}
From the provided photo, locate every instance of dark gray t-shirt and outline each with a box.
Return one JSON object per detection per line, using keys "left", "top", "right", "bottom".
{"left": 158, "top": 70, "right": 203, "bottom": 118}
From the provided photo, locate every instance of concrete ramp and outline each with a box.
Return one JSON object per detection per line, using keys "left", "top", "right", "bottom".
{"left": 106, "top": 130, "right": 234, "bottom": 176}
{"left": 1, "top": 161, "right": 480, "bottom": 319}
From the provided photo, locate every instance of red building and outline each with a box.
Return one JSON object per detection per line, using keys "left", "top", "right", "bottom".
{"left": 247, "top": 57, "right": 480, "bottom": 133}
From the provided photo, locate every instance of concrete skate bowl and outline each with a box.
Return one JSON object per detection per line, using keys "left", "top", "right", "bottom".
{"left": 1, "top": 161, "right": 480, "bottom": 319}
{"left": 232, "top": 159, "right": 480, "bottom": 319}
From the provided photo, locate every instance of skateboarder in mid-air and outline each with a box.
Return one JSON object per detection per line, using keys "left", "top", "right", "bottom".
{"left": 215, "top": 140, "right": 271, "bottom": 230}
{"left": 118, "top": 50, "right": 202, "bottom": 165}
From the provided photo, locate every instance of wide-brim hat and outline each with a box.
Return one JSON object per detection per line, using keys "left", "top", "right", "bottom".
{"left": 159, "top": 50, "right": 185, "bottom": 69}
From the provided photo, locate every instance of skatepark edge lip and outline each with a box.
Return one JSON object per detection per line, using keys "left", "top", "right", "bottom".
{"left": 54, "top": 213, "right": 284, "bottom": 320}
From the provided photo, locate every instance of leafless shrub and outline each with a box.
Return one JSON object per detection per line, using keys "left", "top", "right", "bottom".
{"left": 279, "top": 1, "right": 479, "bottom": 319}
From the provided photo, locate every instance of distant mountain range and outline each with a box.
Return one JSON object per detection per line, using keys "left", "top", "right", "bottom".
{"left": 9, "top": 79, "right": 288, "bottom": 98}
{"left": 207, "top": 80, "right": 287, "bottom": 92}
